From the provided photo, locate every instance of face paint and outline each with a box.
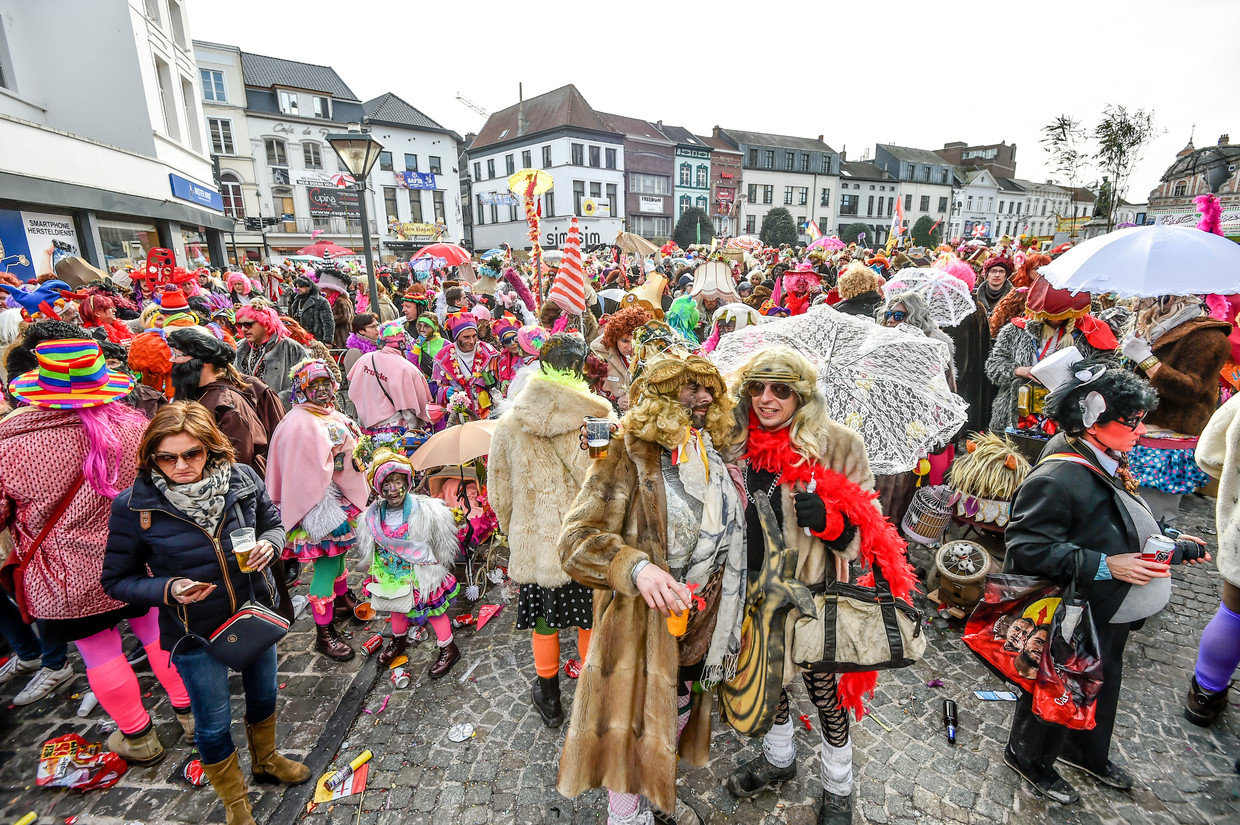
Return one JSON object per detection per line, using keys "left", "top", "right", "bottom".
{"left": 381, "top": 474, "right": 408, "bottom": 507}
{"left": 307, "top": 377, "right": 334, "bottom": 406}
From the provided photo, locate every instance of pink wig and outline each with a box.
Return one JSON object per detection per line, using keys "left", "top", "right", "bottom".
{"left": 1196, "top": 193, "right": 1223, "bottom": 236}
{"left": 940, "top": 258, "right": 977, "bottom": 290}
{"left": 236, "top": 304, "right": 289, "bottom": 340}
{"left": 78, "top": 403, "right": 148, "bottom": 498}
{"left": 225, "top": 272, "right": 253, "bottom": 295}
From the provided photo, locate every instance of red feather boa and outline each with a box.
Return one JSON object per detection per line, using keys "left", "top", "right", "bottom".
{"left": 744, "top": 415, "right": 919, "bottom": 718}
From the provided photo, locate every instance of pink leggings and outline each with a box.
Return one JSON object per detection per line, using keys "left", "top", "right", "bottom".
{"left": 74, "top": 608, "right": 190, "bottom": 735}
{"left": 607, "top": 682, "right": 693, "bottom": 823}
{"left": 391, "top": 612, "right": 453, "bottom": 646}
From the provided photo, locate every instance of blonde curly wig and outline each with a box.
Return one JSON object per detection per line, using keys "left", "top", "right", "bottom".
{"left": 623, "top": 354, "right": 734, "bottom": 451}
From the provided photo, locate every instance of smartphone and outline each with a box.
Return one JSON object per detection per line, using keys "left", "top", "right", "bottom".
{"left": 179, "top": 581, "right": 215, "bottom": 599}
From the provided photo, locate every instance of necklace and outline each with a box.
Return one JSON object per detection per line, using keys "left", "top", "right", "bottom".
{"left": 741, "top": 461, "right": 783, "bottom": 501}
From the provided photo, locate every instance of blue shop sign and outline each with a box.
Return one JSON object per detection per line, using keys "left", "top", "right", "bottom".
{"left": 169, "top": 173, "right": 224, "bottom": 211}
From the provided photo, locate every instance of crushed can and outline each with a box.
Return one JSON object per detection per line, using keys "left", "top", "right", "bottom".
{"left": 391, "top": 667, "right": 410, "bottom": 689}
{"left": 184, "top": 758, "right": 207, "bottom": 787}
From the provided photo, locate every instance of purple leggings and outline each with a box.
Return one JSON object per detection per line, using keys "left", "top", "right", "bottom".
{"left": 1194, "top": 602, "right": 1240, "bottom": 692}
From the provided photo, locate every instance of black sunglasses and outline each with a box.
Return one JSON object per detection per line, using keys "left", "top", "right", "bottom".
{"left": 745, "top": 381, "right": 793, "bottom": 400}
{"left": 884, "top": 310, "right": 907, "bottom": 322}
{"left": 153, "top": 447, "right": 206, "bottom": 468}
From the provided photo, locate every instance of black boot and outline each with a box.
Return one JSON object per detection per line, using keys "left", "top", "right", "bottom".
{"left": 818, "top": 790, "right": 852, "bottom": 825}
{"left": 1184, "top": 675, "right": 1230, "bottom": 727}
{"left": 531, "top": 675, "right": 563, "bottom": 727}
{"left": 333, "top": 588, "right": 363, "bottom": 623}
{"left": 724, "top": 753, "right": 796, "bottom": 798}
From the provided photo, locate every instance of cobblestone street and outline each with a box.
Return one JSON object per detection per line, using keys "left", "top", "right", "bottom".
{"left": 3, "top": 494, "right": 1238, "bottom": 825}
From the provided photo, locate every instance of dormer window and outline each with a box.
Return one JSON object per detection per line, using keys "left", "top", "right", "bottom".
{"left": 279, "top": 90, "right": 299, "bottom": 116}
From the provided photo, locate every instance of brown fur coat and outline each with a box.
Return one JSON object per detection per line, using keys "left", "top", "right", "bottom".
{"left": 555, "top": 430, "right": 713, "bottom": 813}
{"left": 1145, "top": 316, "right": 1232, "bottom": 436}
{"left": 488, "top": 375, "right": 615, "bottom": 588}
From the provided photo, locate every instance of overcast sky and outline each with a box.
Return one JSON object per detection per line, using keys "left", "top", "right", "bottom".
{"left": 189, "top": 0, "right": 1239, "bottom": 203}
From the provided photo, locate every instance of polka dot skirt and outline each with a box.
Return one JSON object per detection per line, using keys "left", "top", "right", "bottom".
{"left": 515, "top": 582, "right": 594, "bottom": 630}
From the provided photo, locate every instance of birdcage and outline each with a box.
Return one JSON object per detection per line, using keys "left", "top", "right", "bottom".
{"left": 901, "top": 484, "right": 953, "bottom": 546}
{"left": 934, "top": 540, "right": 993, "bottom": 610}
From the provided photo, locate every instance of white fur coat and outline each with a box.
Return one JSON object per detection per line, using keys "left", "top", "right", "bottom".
{"left": 355, "top": 493, "right": 460, "bottom": 596}
{"left": 1195, "top": 393, "right": 1240, "bottom": 587}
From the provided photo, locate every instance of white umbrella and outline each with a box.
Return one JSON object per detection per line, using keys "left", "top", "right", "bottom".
{"left": 1039, "top": 224, "right": 1240, "bottom": 298}
{"left": 883, "top": 267, "right": 978, "bottom": 327}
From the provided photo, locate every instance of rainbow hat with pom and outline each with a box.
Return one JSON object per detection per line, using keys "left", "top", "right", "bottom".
{"left": 11, "top": 338, "right": 133, "bottom": 409}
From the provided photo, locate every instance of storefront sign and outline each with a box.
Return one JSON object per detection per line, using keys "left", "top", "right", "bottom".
{"left": 676, "top": 147, "right": 711, "bottom": 160}
{"left": 963, "top": 220, "right": 992, "bottom": 238}
{"left": 388, "top": 219, "right": 438, "bottom": 240}
{"left": 290, "top": 171, "right": 337, "bottom": 187}
{"left": 581, "top": 199, "right": 611, "bottom": 218}
{"left": 307, "top": 186, "right": 360, "bottom": 218}
{"left": 395, "top": 171, "right": 438, "bottom": 190}
{"left": 169, "top": 173, "right": 224, "bottom": 211}
{"left": 1150, "top": 208, "right": 1240, "bottom": 233}
{"left": 639, "top": 196, "right": 664, "bottom": 213}
{"left": 0, "top": 209, "right": 81, "bottom": 282}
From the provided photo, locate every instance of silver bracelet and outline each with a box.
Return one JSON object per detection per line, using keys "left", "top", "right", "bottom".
{"left": 630, "top": 559, "right": 650, "bottom": 586}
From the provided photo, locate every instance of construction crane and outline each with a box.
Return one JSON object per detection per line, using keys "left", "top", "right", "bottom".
{"left": 455, "top": 92, "right": 487, "bottom": 118}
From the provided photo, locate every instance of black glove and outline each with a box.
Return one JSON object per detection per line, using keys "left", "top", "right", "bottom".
{"left": 793, "top": 491, "right": 828, "bottom": 533}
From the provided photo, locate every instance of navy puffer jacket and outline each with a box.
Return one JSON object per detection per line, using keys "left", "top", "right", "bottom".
{"left": 102, "top": 463, "right": 285, "bottom": 654}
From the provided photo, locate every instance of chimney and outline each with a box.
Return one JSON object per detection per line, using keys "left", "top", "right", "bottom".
{"left": 818, "top": 134, "right": 824, "bottom": 142}
{"left": 840, "top": 146, "right": 846, "bottom": 162}
{"left": 713, "top": 125, "right": 722, "bottom": 139}
{"left": 517, "top": 83, "right": 528, "bottom": 135}
{"left": 1220, "top": 134, "right": 1230, "bottom": 146}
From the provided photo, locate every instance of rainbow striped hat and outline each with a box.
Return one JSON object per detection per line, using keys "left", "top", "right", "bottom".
{"left": 10, "top": 338, "right": 134, "bottom": 410}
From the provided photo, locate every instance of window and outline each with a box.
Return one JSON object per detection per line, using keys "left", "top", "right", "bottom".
{"left": 486, "top": 159, "right": 495, "bottom": 178}
{"left": 630, "top": 215, "right": 671, "bottom": 238}
{"left": 904, "top": 194, "right": 912, "bottom": 211}
{"left": 312, "top": 96, "right": 331, "bottom": 119}
{"left": 784, "top": 187, "right": 794, "bottom": 205}
{"left": 679, "top": 194, "right": 692, "bottom": 214}
{"left": 966, "top": 196, "right": 973, "bottom": 210}
{"left": 589, "top": 146, "right": 601, "bottom": 168}
{"left": 762, "top": 185, "right": 773, "bottom": 204}
{"left": 545, "top": 191, "right": 555, "bottom": 217}
{"left": 608, "top": 184, "right": 618, "bottom": 219}
{"left": 867, "top": 196, "right": 874, "bottom": 217}
{"left": 746, "top": 215, "right": 756, "bottom": 234}
{"left": 168, "top": 0, "right": 187, "bottom": 47}
{"left": 887, "top": 197, "right": 894, "bottom": 216}
{"left": 748, "top": 184, "right": 757, "bottom": 203}
{"left": 505, "top": 154, "right": 515, "bottom": 176}
{"left": 475, "top": 195, "right": 485, "bottom": 225}
{"left": 696, "top": 196, "right": 708, "bottom": 211}
{"left": 987, "top": 197, "right": 994, "bottom": 212}
{"left": 264, "top": 138, "right": 287, "bottom": 167}
{"left": 840, "top": 195, "right": 858, "bottom": 216}
{"left": 378, "top": 151, "right": 393, "bottom": 171}
{"left": 303, "top": 143, "right": 322, "bottom": 169}
{"left": 785, "top": 150, "right": 795, "bottom": 170}
{"left": 490, "top": 203, "right": 498, "bottom": 224}
{"left": 920, "top": 195, "right": 930, "bottom": 212}
{"left": 696, "top": 165, "right": 707, "bottom": 188}
{"left": 998, "top": 201, "right": 1005, "bottom": 213}
{"left": 429, "top": 156, "right": 441, "bottom": 174}
{"left": 590, "top": 182, "right": 602, "bottom": 201}
{"left": 905, "top": 164, "right": 915, "bottom": 181}
{"left": 200, "top": 69, "right": 226, "bottom": 102}
{"left": 407, "top": 190, "right": 423, "bottom": 222}
{"left": 941, "top": 169, "right": 949, "bottom": 184}
{"left": 748, "top": 148, "right": 758, "bottom": 167}
{"left": 180, "top": 77, "right": 200, "bottom": 151}
{"left": 764, "top": 150, "right": 775, "bottom": 169}
{"left": 573, "top": 180, "right": 585, "bottom": 215}
{"left": 606, "top": 148, "right": 617, "bottom": 169}
{"left": 571, "top": 143, "right": 584, "bottom": 165}
{"left": 208, "top": 118, "right": 234, "bottom": 155}
{"left": 144, "top": 0, "right": 161, "bottom": 25}
{"left": 433, "top": 191, "right": 445, "bottom": 222}
{"left": 800, "top": 153, "right": 810, "bottom": 172}
{"left": 1173, "top": 182, "right": 1187, "bottom": 197}
{"left": 630, "top": 173, "right": 671, "bottom": 195}
{"left": 278, "top": 90, "right": 299, "bottom": 116}
{"left": 522, "top": 149, "right": 531, "bottom": 168}
{"left": 220, "top": 173, "right": 244, "bottom": 218}
{"left": 472, "top": 162, "right": 480, "bottom": 181}
{"left": 922, "top": 166, "right": 931, "bottom": 182}
{"left": 153, "top": 58, "right": 178, "bottom": 139}
{"left": 383, "top": 187, "right": 399, "bottom": 222}
{"left": 1041, "top": 202, "right": 1048, "bottom": 215}
{"left": 508, "top": 201, "right": 519, "bottom": 223}
{"left": 680, "top": 163, "right": 691, "bottom": 186}
{"left": 820, "top": 188, "right": 830, "bottom": 208}
{"left": 542, "top": 145, "right": 552, "bottom": 167}
{"left": 798, "top": 187, "right": 808, "bottom": 206}
{"left": 400, "top": 154, "right": 416, "bottom": 172}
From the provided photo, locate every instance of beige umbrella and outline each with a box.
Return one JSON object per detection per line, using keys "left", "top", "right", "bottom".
{"left": 410, "top": 419, "right": 498, "bottom": 470}
{"left": 615, "top": 231, "right": 660, "bottom": 257}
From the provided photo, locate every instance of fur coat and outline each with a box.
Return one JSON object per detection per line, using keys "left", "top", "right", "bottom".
{"left": 1143, "top": 316, "right": 1232, "bottom": 436}
{"left": 1195, "top": 393, "right": 1240, "bottom": 587}
{"left": 556, "top": 430, "right": 713, "bottom": 813}
{"left": 488, "top": 374, "right": 615, "bottom": 588}
{"left": 589, "top": 336, "right": 632, "bottom": 409}
{"left": 331, "top": 292, "right": 355, "bottom": 349}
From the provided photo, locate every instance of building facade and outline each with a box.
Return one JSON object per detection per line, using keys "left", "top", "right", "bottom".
{"left": 701, "top": 133, "right": 743, "bottom": 237}
{"left": 718, "top": 127, "right": 839, "bottom": 241}
{"left": 598, "top": 112, "right": 673, "bottom": 241}
{"left": 993, "top": 177, "right": 1030, "bottom": 239}
{"left": 836, "top": 159, "right": 897, "bottom": 246}
{"left": 659, "top": 124, "right": 713, "bottom": 227}
{"left": 874, "top": 144, "right": 955, "bottom": 239}
{"left": 1146, "top": 134, "right": 1240, "bottom": 236}
{"left": 1011, "top": 180, "right": 1072, "bottom": 242}
{"left": 1, "top": 0, "right": 230, "bottom": 278}
{"left": 936, "top": 141, "right": 1018, "bottom": 178}
{"left": 467, "top": 85, "right": 624, "bottom": 252}
{"left": 949, "top": 168, "right": 1003, "bottom": 241}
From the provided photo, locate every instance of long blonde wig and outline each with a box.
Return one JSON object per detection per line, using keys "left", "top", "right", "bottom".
{"left": 623, "top": 355, "right": 735, "bottom": 451}
{"left": 729, "top": 346, "right": 832, "bottom": 466}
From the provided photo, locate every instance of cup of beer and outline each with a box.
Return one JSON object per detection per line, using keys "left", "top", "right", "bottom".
{"left": 230, "top": 527, "right": 257, "bottom": 573}
{"left": 586, "top": 417, "right": 612, "bottom": 460}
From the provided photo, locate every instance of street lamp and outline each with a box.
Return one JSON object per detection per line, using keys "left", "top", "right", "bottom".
{"left": 325, "top": 122, "right": 385, "bottom": 314}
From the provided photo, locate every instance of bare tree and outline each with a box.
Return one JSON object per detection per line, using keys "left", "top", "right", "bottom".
{"left": 1041, "top": 115, "right": 1088, "bottom": 238}
{"left": 1093, "top": 105, "right": 1158, "bottom": 232}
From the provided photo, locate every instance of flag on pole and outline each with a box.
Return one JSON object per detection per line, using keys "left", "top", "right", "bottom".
{"left": 806, "top": 220, "right": 823, "bottom": 242}
{"left": 548, "top": 216, "right": 587, "bottom": 314}
{"left": 891, "top": 197, "right": 905, "bottom": 239}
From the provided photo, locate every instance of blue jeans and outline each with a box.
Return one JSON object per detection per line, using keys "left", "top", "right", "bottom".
{"left": 0, "top": 591, "right": 67, "bottom": 669}
{"left": 171, "top": 643, "right": 278, "bottom": 764}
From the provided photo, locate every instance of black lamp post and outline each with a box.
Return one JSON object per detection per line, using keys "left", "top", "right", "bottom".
{"left": 325, "top": 122, "right": 385, "bottom": 314}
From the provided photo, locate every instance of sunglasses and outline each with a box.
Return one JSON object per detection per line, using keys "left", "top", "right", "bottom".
{"left": 745, "top": 381, "right": 793, "bottom": 400}
{"left": 884, "top": 310, "right": 907, "bottom": 322}
{"left": 153, "top": 447, "right": 207, "bottom": 468}
{"left": 236, "top": 321, "right": 254, "bottom": 329}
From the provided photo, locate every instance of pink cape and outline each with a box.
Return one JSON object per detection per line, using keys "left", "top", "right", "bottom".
{"left": 266, "top": 404, "right": 370, "bottom": 531}
{"left": 346, "top": 347, "right": 433, "bottom": 428}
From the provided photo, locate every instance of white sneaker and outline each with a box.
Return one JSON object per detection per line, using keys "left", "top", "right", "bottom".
{"left": 13, "top": 665, "right": 74, "bottom": 705}
{"left": 0, "top": 655, "right": 40, "bottom": 684}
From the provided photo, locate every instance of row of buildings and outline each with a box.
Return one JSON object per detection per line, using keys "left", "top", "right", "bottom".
{"left": 1, "top": 1, "right": 1235, "bottom": 280}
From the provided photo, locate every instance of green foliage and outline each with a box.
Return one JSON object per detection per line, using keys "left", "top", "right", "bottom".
{"left": 759, "top": 207, "right": 798, "bottom": 247}
{"left": 911, "top": 215, "right": 942, "bottom": 248}
{"left": 672, "top": 207, "right": 714, "bottom": 249}
{"left": 839, "top": 222, "right": 870, "bottom": 245}
{"left": 1041, "top": 114, "right": 1087, "bottom": 191}
{"left": 1092, "top": 105, "right": 1158, "bottom": 230}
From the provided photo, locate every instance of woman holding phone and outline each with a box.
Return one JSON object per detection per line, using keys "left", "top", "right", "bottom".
{"left": 103, "top": 402, "right": 308, "bottom": 825}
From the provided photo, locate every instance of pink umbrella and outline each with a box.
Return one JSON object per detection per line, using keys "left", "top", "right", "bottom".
{"left": 726, "top": 235, "right": 763, "bottom": 251}
{"left": 297, "top": 240, "right": 354, "bottom": 257}
{"left": 807, "top": 236, "right": 846, "bottom": 252}
{"left": 330, "top": 173, "right": 356, "bottom": 188}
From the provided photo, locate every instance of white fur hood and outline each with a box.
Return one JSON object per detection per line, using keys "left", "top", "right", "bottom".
{"left": 509, "top": 373, "right": 613, "bottom": 438}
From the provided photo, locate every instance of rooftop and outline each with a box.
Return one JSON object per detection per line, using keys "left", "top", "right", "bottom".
{"left": 597, "top": 112, "right": 671, "bottom": 144}
{"left": 719, "top": 128, "right": 835, "bottom": 154}
{"left": 657, "top": 124, "right": 708, "bottom": 147}
{"left": 696, "top": 133, "right": 742, "bottom": 154}
{"left": 363, "top": 93, "right": 454, "bottom": 137}
{"left": 239, "top": 51, "right": 358, "bottom": 101}
{"left": 877, "top": 143, "right": 949, "bottom": 167}
{"left": 839, "top": 161, "right": 894, "bottom": 181}
{"left": 471, "top": 84, "right": 614, "bottom": 151}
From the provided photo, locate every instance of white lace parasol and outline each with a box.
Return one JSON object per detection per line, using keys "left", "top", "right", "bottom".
{"left": 710, "top": 306, "right": 967, "bottom": 474}
{"left": 882, "top": 267, "right": 978, "bottom": 328}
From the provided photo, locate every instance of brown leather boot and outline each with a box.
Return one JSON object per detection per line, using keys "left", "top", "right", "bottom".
{"left": 333, "top": 588, "right": 363, "bottom": 622}
{"left": 428, "top": 640, "right": 460, "bottom": 679}
{"left": 314, "top": 622, "right": 355, "bottom": 661}
{"left": 245, "top": 712, "right": 311, "bottom": 785}
{"left": 378, "top": 633, "right": 409, "bottom": 667}
{"left": 200, "top": 750, "right": 256, "bottom": 825}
